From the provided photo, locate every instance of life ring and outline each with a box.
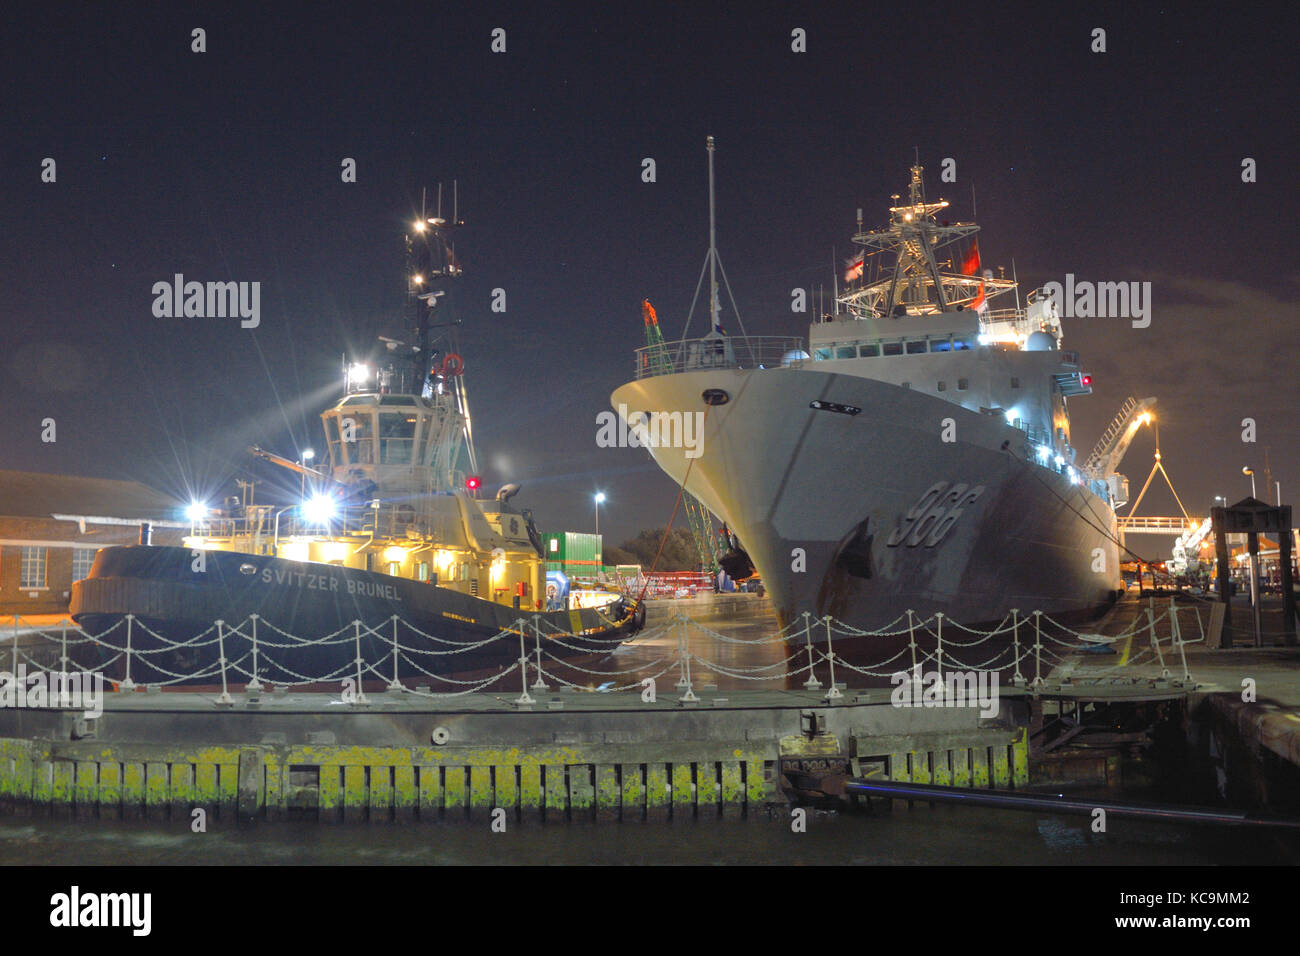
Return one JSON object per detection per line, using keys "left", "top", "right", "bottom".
{"left": 440, "top": 353, "right": 464, "bottom": 377}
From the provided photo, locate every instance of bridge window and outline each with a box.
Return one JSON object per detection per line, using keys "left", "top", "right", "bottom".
{"left": 344, "top": 412, "right": 375, "bottom": 464}
{"left": 859, "top": 344, "right": 880, "bottom": 357}
{"left": 836, "top": 345, "right": 857, "bottom": 359}
{"left": 379, "top": 412, "right": 417, "bottom": 464}
{"left": 813, "top": 347, "right": 833, "bottom": 361}
{"left": 882, "top": 342, "right": 904, "bottom": 356}
{"left": 931, "top": 337, "right": 954, "bottom": 352}
{"left": 906, "top": 340, "right": 927, "bottom": 354}
{"left": 953, "top": 339, "right": 974, "bottom": 351}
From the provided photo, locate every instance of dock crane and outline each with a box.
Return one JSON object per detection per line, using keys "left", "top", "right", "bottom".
{"left": 640, "top": 299, "right": 723, "bottom": 575}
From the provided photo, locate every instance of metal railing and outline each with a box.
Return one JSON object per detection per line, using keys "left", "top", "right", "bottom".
{"left": 634, "top": 336, "right": 806, "bottom": 379}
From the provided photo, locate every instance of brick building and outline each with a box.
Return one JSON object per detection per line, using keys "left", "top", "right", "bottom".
{"left": 0, "top": 470, "right": 186, "bottom": 615}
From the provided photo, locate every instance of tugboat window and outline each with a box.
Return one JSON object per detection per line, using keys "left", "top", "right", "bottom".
{"left": 813, "top": 347, "right": 834, "bottom": 361}
{"left": 379, "top": 412, "right": 417, "bottom": 464}
{"left": 836, "top": 345, "right": 857, "bottom": 359}
{"left": 882, "top": 342, "right": 904, "bottom": 356}
{"left": 906, "top": 340, "right": 927, "bottom": 354}
{"left": 859, "top": 344, "right": 880, "bottom": 357}
{"left": 349, "top": 413, "right": 376, "bottom": 464}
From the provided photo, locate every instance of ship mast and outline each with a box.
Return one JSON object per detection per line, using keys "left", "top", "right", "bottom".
{"left": 707, "top": 136, "right": 720, "bottom": 334}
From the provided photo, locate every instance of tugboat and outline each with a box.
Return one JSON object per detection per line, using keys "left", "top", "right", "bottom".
{"left": 72, "top": 196, "right": 645, "bottom": 688}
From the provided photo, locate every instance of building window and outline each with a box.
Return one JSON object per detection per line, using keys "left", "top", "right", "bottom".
{"left": 72, "top": 548, "right": 96, "bottom": 582}
{"left": 20, "top": 547, "right": 47, "bottom": 589}
{"left": 957, "top": 378, "right": 969, "bottom": 390}
{"left": 548, "top": 538, "right": 559, "bottom": 554}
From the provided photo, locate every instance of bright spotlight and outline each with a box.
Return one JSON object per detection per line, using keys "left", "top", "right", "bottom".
{"left": 302, "top": 495, "right": 336, "bottom": 525}
{"left": 594, "top": 492, "right": 606, "bottom": 504}
{"left": 302, "top": 449, "right": 315, "bottom": 462}
{"left": 186, "top": 501, "right": 207, "bottom": 522}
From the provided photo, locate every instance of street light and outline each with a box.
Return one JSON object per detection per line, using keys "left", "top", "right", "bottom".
{"left": 594, "top": 492, "right": 606, "bottom": 538}
{"left": 1243, "top": 466, "right": 1256, "bottom": 499}
{"left": 300, "top": 449, "right": 315, "bottom": 504}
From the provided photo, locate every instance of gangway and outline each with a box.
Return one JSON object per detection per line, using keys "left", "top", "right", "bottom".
{"left": 1080, "top": 395, "right": 1156, "bottom": 492}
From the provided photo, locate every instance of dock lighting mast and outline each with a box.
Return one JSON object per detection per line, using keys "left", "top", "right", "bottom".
{"left": 594, "top": 492, "right": 605, "bottom": 538}
{"left": 1244, "top": 466, "right": 1257, "bottom": 499}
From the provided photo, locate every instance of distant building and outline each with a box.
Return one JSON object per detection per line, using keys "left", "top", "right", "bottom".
{"left": 0, "top": 470, "right": 185, "bottom": 615}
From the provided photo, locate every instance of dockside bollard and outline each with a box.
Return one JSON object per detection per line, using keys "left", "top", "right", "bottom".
{"left": 215, "top": 620, "right": 233, "bottom": 705}
{"left": 802, "top": 611, "right": 821, "bottom": 689}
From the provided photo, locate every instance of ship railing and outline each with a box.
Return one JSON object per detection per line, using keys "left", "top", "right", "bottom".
{"left": 7, "top": 597, "right": 1217, "bottom": 702}
{"left": 634, "top": 335, "right": 807, "bottom": 379}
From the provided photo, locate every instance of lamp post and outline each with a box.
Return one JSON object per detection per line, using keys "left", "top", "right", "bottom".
{"left": 1243, "top": 466, "right": 1256, "bottom": 499}
{"left": 300, "top": 449, "right": 315, "bottom": 504}
{"left": 594, "top": 492, "right": 606, "bottom": 539}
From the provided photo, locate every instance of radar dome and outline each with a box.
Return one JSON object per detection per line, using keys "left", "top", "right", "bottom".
{"left": 1025, "top": 331, "right": 1056, "bottom": 352}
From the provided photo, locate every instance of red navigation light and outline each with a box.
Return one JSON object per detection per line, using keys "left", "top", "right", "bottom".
{"left": 1081, "top": 374, "right": 1092, "bottom": 386}
{"left": 465, "top": 475, "right": 481, "bottom": 493}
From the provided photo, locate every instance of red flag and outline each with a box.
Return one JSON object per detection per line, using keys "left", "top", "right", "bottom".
{"left": 970, "top": 281, "right": 987, "bottom": 313}
{"left": 960, "top": 240, "right": 980, "bottom": 276}
{"left": 844, "top": 253, "right": 864, "bottom": 282}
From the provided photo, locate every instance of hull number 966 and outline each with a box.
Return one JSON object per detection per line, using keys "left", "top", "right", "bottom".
{"left": 887, "top": 481, "right": 985, "bottom": 548}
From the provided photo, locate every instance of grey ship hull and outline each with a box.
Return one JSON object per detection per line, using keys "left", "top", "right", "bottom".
{"left": 613, "top": 366, "right": 1122, "bottom": 675}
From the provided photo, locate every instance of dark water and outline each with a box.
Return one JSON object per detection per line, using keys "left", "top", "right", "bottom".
{"left": 2, "top": 800, "right": 1295, "bottom": 866}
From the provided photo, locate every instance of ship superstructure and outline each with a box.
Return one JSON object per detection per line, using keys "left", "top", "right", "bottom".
{"left": 613, "top": 157, "right": 1132, "bottom": 664}
{"left": 72, "top": 200, "right": 642, "bottom": 686}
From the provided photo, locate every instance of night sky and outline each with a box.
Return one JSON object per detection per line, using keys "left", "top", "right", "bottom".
{"left": 4, "top": 2, "right": 1296, "bottom": 558}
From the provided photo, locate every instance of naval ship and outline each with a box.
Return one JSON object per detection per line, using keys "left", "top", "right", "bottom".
{"left": 613, "top": 159, "right": 1138, "bottom": 674}
{"left": 72, "top": 199, "right": 644, "bottom": 688}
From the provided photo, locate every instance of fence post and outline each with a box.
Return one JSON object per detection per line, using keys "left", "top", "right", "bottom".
{"left": 388, "top": 615, "right": 403, "bottom": 692}
{"left": 352, "top": 620, "right": 369, "bottom": 704}
{"left": 120, "top": 614, "right": 137, "bottom": 692}
{"left": 1031, "top": 611, "right": 1044, "bottom": 689}
{"left": 823, "top": 615, "right": 842, "bottom": 700}
{"left": 60, "top": 624, "right": 69, "bottom": 677}
{"left": 801, "top": 611, "right": 821, "bottom": 689}
{"left": 677, "top": 617, "right": 697, "bottom": 702}
{"left": 934, "top": 612, "right": 944, "bottom": 685}
{"left": 906, "top": 610, "right": 919, "bottom": 684}
{"left": 1010, "top": 610, "right": 1025, "bottom": 686}
{"left": 515, "top": 620, "right": 535, "bottom": 705}
{"left": 530, "top": 615, "right": 548, "bottom": 691}
{"left": 247, "top": 615, "right": 264, "bottom": 692}
{"left": 215, "top": 620, "right": 233, "bottom": 705}
{"left": 1146, "top": 600, "right": 1170, "bottom": 679}
{"left": 1170, "top": 597, "right": 1191, "bottom": 683}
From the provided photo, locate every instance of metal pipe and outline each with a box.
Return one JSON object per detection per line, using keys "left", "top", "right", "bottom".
{"left": 844, "top": 778, "right": 1300, "bottom": 829}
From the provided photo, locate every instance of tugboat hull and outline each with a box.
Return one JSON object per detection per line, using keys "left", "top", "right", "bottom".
{"left": 70, "top": 546, "right": 643, "bottom": 690}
